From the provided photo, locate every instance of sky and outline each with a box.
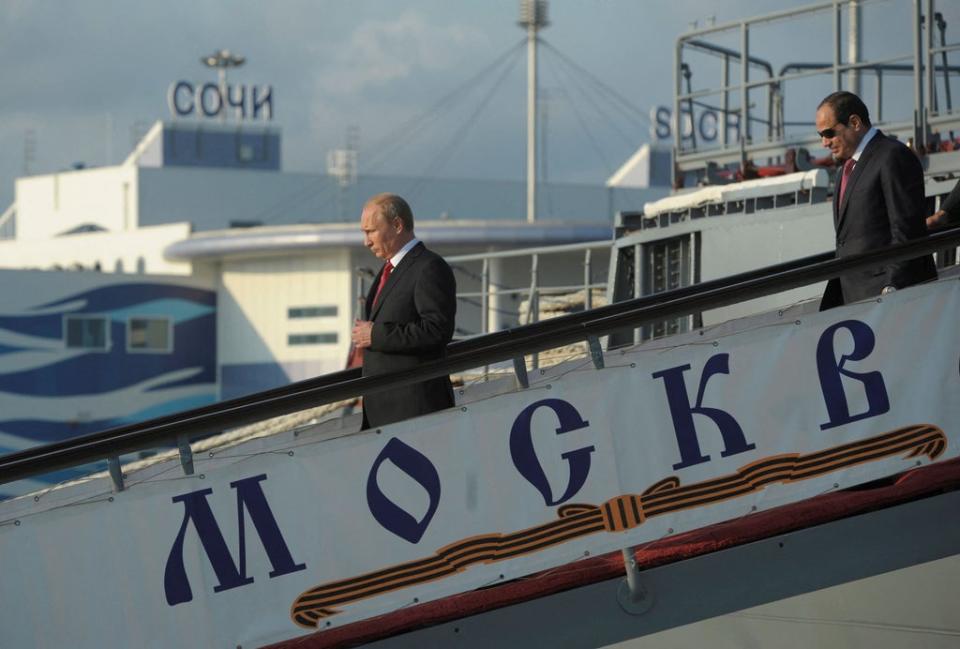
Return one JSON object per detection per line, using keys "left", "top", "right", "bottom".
{"left": 1, "top": 0, "right": 957, "bottom": 209}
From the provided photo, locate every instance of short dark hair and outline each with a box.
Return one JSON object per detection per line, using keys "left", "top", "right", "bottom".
{"left": 818, "top": 91, "right": 872, "bottom": 128}
{"left": 368, "top": 193, "right": 414, "bottom": 232}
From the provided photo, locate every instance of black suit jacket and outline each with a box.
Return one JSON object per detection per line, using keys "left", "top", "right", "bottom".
{"left": 821, "top": 130, "right": 937, "bottom": 309}
{"left": 361, "top": 242, "right": 456, "bottom": 428}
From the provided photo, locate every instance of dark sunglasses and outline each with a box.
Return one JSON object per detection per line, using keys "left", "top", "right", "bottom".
{"left": 817, "top": 123, "right": 845, "bottom": 138}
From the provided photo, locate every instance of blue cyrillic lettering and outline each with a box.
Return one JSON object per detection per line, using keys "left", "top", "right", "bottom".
{"left": 226, "top": 84, "right": 247, "bottom": 120}
{"left": 510, "top": 398, "right": 594, "bottom": 506}
{"left": 252, "top": 85, "right": 273, "bottom": 120}
{"left": 164, "top": 474, "right": 305, "bottom": 606}
{"left": 652, "top": 353, "right": 755, "bottom": 470}
{"left": 817, "top": 320, "right": 890, "bottom": 430}
{"left": 366, "top": 438, "right": 441, "bottom": 544}
{"left": 199, "top": 82, "right": 223, "bottom": 118}
{"left": 167, "top": 81, "right": 194, "bottom": 117}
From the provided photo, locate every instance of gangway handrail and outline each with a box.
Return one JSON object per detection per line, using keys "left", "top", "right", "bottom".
{"left": 3, "top": 228, "right": 960, "bottom": 485}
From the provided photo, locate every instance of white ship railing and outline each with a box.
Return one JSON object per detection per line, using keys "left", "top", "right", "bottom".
{"left": 674, "top": 0, "right": 960, "bottom": 180}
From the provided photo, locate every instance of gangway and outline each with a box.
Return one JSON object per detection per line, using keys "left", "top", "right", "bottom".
{"left": 2, "top": 228, "right": 960, "bottom": 648}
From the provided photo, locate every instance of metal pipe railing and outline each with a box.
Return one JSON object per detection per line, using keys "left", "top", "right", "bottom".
{"left": 446, "top": 239, "right": 610, "bottom": 263}
{"left": 673, "top": 0, "right": 960, "bottom": 171}
{"left": 458, "top": 284, "right": 605, "bottom": 299}
{"left": 680, "top": 0, "right": 837, "bottom": 39}
{"left": 682, "top": 39, "right": 775, "bottom": 77}
{"left": 449, "top": 240, "right": 611, "bottom": 339}
{"left": 3, "top": 227, "right": 960, "bottom": 485}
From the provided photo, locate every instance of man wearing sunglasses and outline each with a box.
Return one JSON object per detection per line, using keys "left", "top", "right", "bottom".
{"left": 815, "top": 91, "right": 936, "bottom": 310}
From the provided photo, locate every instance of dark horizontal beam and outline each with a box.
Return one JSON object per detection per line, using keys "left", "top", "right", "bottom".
{"left": 2, "top": 227, "right": 959, "bottom": 486}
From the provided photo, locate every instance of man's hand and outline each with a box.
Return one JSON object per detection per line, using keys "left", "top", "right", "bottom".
{"left": 352, "top": 320, "right": 373, "bottom": 349}
{"left": 927, "top": 209, "right": 947, "bottom": 229}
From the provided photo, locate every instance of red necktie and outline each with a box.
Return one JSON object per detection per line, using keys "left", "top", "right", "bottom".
{"left": 838, "top": 158, "right": 856, "bottom": 206}
{"left": 372, "top": 261, "right": 393, "bottom": 307}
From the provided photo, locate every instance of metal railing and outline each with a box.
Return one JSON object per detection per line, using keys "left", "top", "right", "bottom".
{"left": 447, "top": 240, "right": 611, "bottom": 368}
{"left": 674, "top": 0, "right": 960, "bottom": 177}
{"left": 2, "top": 227, "right": 960, "bottom": 486}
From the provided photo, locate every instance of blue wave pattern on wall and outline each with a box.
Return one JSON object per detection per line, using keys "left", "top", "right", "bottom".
{"left": 0, "top": 312, "right": 62, "bottom": 339}
{"left": 0, "top": 342, "right": 34, "bottom": 356}
{"left": 0, "top": 283, "right": 216, "bottom": 395}
{"left": 0, "top": 281, "right": 218, "bottom": 498}
{"left": 38, "top": 283, "right": 215, "bottom": 312}
{"left": 0, "top": 316, "right": 215, "bottom": 395}
{"left": 0, "top": 283, "right": 215, "bottom": 339}
{"left": 0, "top": 394, "right": 218, "bottom": 444}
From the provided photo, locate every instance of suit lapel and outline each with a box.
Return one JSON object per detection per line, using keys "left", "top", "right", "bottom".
{"left": 370, "top": 242, "right": 423, "bottom": 321}
{"left": 837, "top": 129, "right": 883, "bottom": 227}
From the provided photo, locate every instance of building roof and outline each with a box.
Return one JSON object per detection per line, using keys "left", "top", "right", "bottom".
{"left": 164, "top": 220, "right": 614, "bottom": 260}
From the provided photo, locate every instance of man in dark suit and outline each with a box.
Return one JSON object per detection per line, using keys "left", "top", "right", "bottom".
{"left": 351, "top": 193, "right": 456, "bottom": 429}
{"left": 816, "top": 91, "right": 936, "bottom": 310}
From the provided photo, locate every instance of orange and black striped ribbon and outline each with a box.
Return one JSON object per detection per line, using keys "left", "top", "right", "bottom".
{"left": 291, "top": 423, "right": 945, "bottom": 628}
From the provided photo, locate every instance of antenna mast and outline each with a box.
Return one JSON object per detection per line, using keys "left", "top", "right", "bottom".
{"left": 519, "top": 0, "right": 548, "bottom": 223}
{"left": 201, "top": 49, "right": 246, "bottom": 122}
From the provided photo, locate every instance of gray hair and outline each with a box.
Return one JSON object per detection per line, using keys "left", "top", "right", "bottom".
{"left": 368, "top": 193, "right": 414, "bottom": 232}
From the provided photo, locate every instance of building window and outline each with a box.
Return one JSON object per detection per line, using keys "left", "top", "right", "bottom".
{"left": 65, "top": 315, "right": 108, "bottom": 350}
{"left": 642, "top": 233, "right": 700, "bottom": 340}
{"left": 128, "top": 317, "right": 172, "bottom": 353}
{"left": 288, "top": 333, "right": 338, "bottom": 345}
{"left": 288, "top": 306, "right": 338, "bottom": 319}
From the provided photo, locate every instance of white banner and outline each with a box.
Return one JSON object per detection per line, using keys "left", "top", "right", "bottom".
{"left": 1, "top": 278, "right": 958, "bottom": 648}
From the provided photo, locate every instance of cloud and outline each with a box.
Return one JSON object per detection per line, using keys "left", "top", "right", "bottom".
{"left": 316, "top": 10, "right": 489, "bottom": 97}
{"left": 302, "top": 8, "right": 496, "bottom": 172}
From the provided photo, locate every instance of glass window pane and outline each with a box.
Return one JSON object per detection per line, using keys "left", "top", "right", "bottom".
{"left": 288, "top": 333, "right": 338, "bottom": 345}
{"left": 288, "top": 306, "right": 338, "bottom": 319}
{"left": 129, "top": 318, "right": 170, "bottom": 351}
{"left": 65, "top": 317, "right": 107, "bottom": 349}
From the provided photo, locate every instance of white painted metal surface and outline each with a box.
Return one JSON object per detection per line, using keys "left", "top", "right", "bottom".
{"left": 641, "top": 170, "right": 828, "bottom": 217}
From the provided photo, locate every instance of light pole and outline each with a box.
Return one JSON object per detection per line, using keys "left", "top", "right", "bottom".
{"left": 201, "top": 49, "right": 246, "bottom": 121}
{"left": 519, "top": 1, "right": 548, "bottom": 223}
{"left": 848, "top": 0, "right": 862, "bottom": 96}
